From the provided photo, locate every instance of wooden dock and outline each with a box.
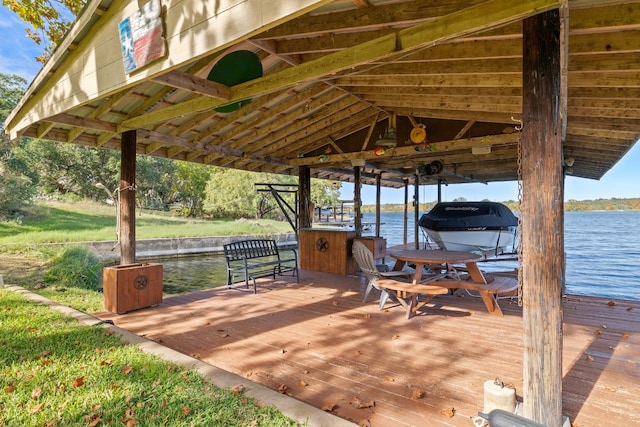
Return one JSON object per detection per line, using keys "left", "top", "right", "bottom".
{"left": 96, "top": 271, "right": 640, "bottom": 426}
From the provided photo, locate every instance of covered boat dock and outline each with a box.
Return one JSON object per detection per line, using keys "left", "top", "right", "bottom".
{"left": 5, "top": 1, "right": 640, "bottom": 425}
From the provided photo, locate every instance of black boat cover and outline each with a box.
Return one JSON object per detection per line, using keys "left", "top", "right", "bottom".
{"left": 418, "top": 202, "right": 518, "bottom": 231}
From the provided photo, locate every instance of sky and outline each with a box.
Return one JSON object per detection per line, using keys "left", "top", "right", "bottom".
{"left": 2, "top": 5, "right": 640, "bottom": 205}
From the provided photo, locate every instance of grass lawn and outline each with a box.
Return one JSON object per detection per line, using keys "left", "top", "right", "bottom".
{"left": 0, "top": 200, "right": 292, "bottom": 245}
{"left": 0, "top": 201, "right": 303, "bottom": 426}
{"left": 0, "top": 288, "right": 301, "bottom": 426}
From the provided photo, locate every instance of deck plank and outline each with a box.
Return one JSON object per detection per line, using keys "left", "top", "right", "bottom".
{"left": 96, "top": 271, "right": 640, "bottom": 426}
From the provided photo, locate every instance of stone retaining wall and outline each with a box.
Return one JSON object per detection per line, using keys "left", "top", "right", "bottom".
{"left": 79, "top": 233, "right": 297, "bottom": 262}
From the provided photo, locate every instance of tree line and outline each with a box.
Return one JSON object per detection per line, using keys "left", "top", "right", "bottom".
{"left": 1, "top": 74, "right": 340, "bottom": 220}
{"left": 362, "top": 197, "right": 640, "bottom": 213}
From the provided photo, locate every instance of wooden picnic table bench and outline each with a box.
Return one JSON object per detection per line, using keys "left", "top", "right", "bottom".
{"left": 223, "top": 239, "right": 299, "bottom": 293}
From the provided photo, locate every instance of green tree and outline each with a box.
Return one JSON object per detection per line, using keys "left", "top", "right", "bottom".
{"left": 169, "top": 161, "right": 212, "bottom": 216}
{"left": 0, "top": 74, "right": 38, "bottom": 217}
{"left": 2, "top": 0, "right": 86, "bottom": 62}
{"left": 310, "top": 179, "right": 341, "bottom": 207}
{"left": 20, "top": 139, "right": 119, "bottom": 199}
{"left": 204, "top": 169, "right": 295, "bottom": 219}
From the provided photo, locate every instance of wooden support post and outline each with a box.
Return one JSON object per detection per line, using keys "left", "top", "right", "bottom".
{"left": 403, "top": 179, "right": 409, "bottom": 246}
{"left": 120, "top": 130, "right": 137, "bottom": 265}
{"left": 522, "top": 9, "right": 565, "bottom": 426}
{"left": 414, "top": 175, "right": 419, "bottom": 249}
{"left": 353, "top": 166, "right": 362, "bottom": 237}
{"left": 375, "top": 173, "right": 382, "bottom": 238}
{"left": 437, "top": 178, "right": 443, "bottom": 203}
{"left": 298, "top": 166, "right": 312, "bottom": 230}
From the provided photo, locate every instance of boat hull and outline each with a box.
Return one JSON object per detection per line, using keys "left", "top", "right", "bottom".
{"left": 423, "top": 228, "right": 517, "bottom": 254}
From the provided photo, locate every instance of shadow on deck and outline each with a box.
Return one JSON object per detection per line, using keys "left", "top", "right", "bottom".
{"left": 96, "top": 270, "right": 640, "bottom": 426}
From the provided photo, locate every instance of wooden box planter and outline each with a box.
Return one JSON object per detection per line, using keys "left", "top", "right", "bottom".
{"left": 299, "top": 229, "right": 357, "bottom": 275}
{"left": 353, "top": 237, "right": 386, "bottom": 262}
{"left": 103, "top": 263, "right": 163, "bottom": 314}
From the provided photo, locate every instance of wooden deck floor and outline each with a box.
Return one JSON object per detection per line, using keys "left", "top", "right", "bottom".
{"left": 96, "top": 271, "right": 640, "bottom": 427}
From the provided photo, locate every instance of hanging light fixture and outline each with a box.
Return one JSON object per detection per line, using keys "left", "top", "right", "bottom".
{"left": 375, "top": 113, "right": 397, "bottom": 147}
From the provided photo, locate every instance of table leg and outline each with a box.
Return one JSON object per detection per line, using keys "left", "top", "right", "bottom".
{"left": 479, "top": 290, "right": 503, "bottom": 316}
{"left": 392, "top": 259, "right": 407, "bottom": 272}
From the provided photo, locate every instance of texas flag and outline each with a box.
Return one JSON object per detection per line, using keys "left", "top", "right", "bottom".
{"left": 118, "top": 0, "right": 166, "bottom": 73}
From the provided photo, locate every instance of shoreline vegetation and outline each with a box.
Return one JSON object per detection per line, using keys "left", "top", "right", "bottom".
{"left": 361, "top": 197, "right": 640, "bottom": 213}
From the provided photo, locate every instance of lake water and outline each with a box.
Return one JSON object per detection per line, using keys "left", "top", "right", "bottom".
{"left": 361, "top": 210, "right": 640, "bottom": 301}
{"left": 159, "top": 211, "right": 640, "bottom": 301}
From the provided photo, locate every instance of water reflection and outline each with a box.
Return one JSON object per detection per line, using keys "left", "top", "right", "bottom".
{"left": 153, "top": 254, "right": 228, "bottom": 294}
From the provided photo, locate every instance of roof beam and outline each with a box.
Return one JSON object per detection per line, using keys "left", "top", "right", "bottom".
{"left": 120, "top": 0, "right": 559, "bottom": 131}
{"left": 151, "top": 71, "right": 232, "bottom": 100}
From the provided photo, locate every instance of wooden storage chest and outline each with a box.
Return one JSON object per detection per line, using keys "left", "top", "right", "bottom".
{"left": 103, "top": 263, "right": 163, "bottom": 314}
{"left": 299, "top": 229, "right": 357, "bottom": 275}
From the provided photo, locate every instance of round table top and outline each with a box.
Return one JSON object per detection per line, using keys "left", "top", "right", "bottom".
{"left": 390, "top": 249, "right": 482, "bottom": 264}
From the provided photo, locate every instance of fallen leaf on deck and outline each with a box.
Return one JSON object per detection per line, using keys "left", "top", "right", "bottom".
{"left": 391, "top": 334, "right": 400, "bottom": 340}
{"left": 385, "top": 376, "right": 394, "bottom": 382}
{"left": 322, "top": 402, "right": 337, "bottom": 412}
{"left": 220, "top": 333, "right": 229, "bottom": 338}
{"left": 280, "top": 349, "right": 286, "bottom": 354}
{"left": 627, "top": 306, "right": 633, "bottom": 311}
{"left": 360, "top": 420, "right": 372, "bottom": 427}
{"left": 603, "top": 384, "right": 616, "bottom": 391}
{"left": 441, "top": 407, "right": 456, "bottom": 418}
{"left": 232, "top": 385, "right": 244, "bottom": 395}
{"left": 302, "top": 369, "right": 309, "bottom": 374}
{"left": 622, "top": 332, "right": 629, "bottom": 339}
{"left": 333, "top": 300, "right": 339, "bottom": 306}
{"left": 278, "top": 384, "right": 288, "bottom": 394}
{"left": 245, "top": 371, "right": 253, "bottom": 378}
{"left": 298, "top": 380, "right": 308, "bottom": 387}
{"left": 607, "top": 300, "right": 616, "bottom": 306}
{"left": 410, "top": 388, "right": 424, "bottom": 400}
{"left": 594, "top": 329, "right": 601, "bottom": 335}
{"left": 354, "top": 350, "right": 361, "bottom": 356}
{"left": 72, "top": 377, "right": 84, "bottom": 388}
{"left": 350, "top": 397, "right": 375, "bottom": 409}
{"left": 586, "top": 354, "right": 594, "bottom": 362}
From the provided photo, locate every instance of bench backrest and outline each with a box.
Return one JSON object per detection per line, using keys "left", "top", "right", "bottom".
{"left": 223, "top": 239, "right": 280, "bottom": 262}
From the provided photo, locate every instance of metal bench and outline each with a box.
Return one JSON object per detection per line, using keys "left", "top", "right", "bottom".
{"left": 223, "top": 239, "right": 299, "bottom": 293}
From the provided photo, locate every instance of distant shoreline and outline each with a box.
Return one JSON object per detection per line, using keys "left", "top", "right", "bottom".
{"left": 361, "top": 198, "right": 640, "bottom": 213}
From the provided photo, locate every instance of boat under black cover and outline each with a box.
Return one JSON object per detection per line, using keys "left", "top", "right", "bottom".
{"left": 418, "top": 202, "right": 518, "bottom": 231}
{"left": 418, "top": 202, "right": 519, "bottom": 253}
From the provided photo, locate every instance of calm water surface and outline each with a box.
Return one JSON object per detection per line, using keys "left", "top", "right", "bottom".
{"left": 159, "top": 211, "right": 640, "bottom": 301}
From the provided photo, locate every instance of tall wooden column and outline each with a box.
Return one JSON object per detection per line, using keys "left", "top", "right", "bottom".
{"left": 298, "top": 166, "right": 312, "bottom": 230}
{"left": 403, "top": 179, "right": 409, "bottom": 246}
{"left": 522, "top": 10, "right": 565, "bottom": 426}
{"left": 120, "top": 130, "right": 137, "bottom": 265}
{"left": 353, "top": 166, "right": 362, "bottom": 237}
{"left": 413, "top": 175, "right": 419, "bottom": 249}
{"left": 375, "top": 173, "right": 382, "bottom": 237}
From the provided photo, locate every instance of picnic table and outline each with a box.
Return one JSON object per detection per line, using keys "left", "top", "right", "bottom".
{"left": 389, "top": 250, "right": 518, "bottom": 316}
